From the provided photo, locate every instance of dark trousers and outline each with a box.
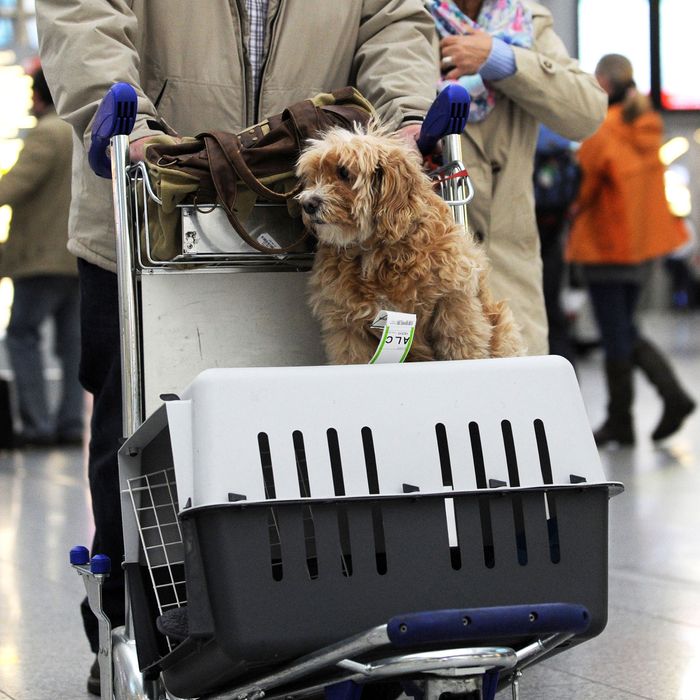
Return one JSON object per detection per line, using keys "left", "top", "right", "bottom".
{"left": 536, "top": 208, "right": 576, "bottom": 365}
{"left": 7, "top": 275, "right": 83, "bottom": 439}
{"left": 77, "top": 258, "right": 125, "bottom": 652}
{"left": 587, "top": 280, "right": 641, "bottom": 362}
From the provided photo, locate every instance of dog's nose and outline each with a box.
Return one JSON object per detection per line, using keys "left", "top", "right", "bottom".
{"left": 302, "top": 195, "right": 322, "bottom": 216}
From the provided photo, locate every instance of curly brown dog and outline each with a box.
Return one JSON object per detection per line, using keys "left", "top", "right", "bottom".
{"left": 296, "top": 125, "right": 524, "bottom": 364}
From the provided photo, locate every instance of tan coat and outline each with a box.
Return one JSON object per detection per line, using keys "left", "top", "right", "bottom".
{"left": 35, "top": 0, "right": 439, "bottom": 272}
{"left": 0, "top": 108, "right": 76, "bottom": 279}
{"left": 458, "top": 1, "right": 607, "bottom": 354}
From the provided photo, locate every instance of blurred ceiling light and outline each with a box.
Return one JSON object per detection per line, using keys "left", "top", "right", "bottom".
{"left": 0, "top": 66, "right": 32, "bottom": 140}
{"left": 694, "top": 129, "right": 700, "bottom": 145}
{"left": 0, "top": 139, "right": 24, "bottom": 175}
{"left": 659, "top": 136, "right": 689, "bottom": 166}
{"left": 0, "top": 50, "right": 17, "bottom": 66}
{"left": 0, "top": 277, "right": 13, "bottom": 337}
{"left": 0, "top": 205, "right": 11, "bottom": 243}
{"left": 664, "top": 169, "right": 692, "bottom": 218}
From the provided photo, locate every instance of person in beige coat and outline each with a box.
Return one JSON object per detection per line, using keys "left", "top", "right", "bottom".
{"left": 434, "top": 0, "right": 608, "bottom": 354}
{"left": 0, "top": 68, "right": 83, "bottom": 447}
{"left": 35, "top": 1, "right": 439, "bottom": 693}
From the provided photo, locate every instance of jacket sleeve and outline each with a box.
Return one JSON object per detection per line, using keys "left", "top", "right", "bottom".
{"left": 493, "top": 5, "right": 607, "bottom": 141}
{"left": 35, "top": 0, "right": 162, "bottom": 152}
{"left": 574, "top": 132, "right": 609, "bottom": 212}
{"left": 355, "top": 0, "right": 439, "bottom": 128}
{"left": 0, "top": 123, "right": 54, "bottom": 208}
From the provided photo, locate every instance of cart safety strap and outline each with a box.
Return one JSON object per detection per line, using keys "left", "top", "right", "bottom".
{"left": 432, "top": 168, "right": 469, "bottom": 185}
{"left": 369, "top": 310, "right": 416, "bottom": 364}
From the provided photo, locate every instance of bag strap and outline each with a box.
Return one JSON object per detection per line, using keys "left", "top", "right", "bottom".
{"left": 202, "top": 134, "right": 309, "bottom": 254}
{"left": 204, "top": 130, "right": 302, "bottom": 203}
{"left": 206, "top": 95, "right": 330, "bottom": 203}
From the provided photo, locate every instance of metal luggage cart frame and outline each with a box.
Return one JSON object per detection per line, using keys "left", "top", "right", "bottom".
{"left": 431, "top": 133, "right": 475, "bottom": 233}
{"left": 71, "top": 131, "right": 622, "bottom": 700}
{"left": 129, "top": 160, "right": 315, "bottom": 269}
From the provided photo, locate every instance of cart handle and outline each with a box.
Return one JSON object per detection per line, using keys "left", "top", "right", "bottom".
{"left": 417, "top": 83, "right": 471, "bottom": 156}
{"left": 88, "top": 82, "right": 138, "bottom": 178}
{"left": 387, "top": 603, "right": 590, "bottom": 647}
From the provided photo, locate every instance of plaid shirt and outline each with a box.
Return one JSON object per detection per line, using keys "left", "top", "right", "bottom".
{"left": 246, "top": 0, "right": 269, "bottom": 106}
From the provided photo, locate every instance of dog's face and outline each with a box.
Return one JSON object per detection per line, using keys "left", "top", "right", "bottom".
{"left": 296, "top": 125, "right": 426, "bottom": 249}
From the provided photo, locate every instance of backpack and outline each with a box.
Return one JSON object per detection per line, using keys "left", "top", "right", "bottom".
{"left": 533, "top": 128, "right": 581, "bottom": 211}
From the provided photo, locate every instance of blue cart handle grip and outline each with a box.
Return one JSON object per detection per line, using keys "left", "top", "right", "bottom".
{"left": 88, "top": 82, "right": 138, "bottom": 178}
{"left": 387, "top": 603, "right": 590, "bottom": 647}
{"left": 417, "top": 83, "right": 471, "bottom": 156}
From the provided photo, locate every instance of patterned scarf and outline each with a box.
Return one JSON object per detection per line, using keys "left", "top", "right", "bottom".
{"left": 425, "top": 0, "right": 534, "bottom": 122}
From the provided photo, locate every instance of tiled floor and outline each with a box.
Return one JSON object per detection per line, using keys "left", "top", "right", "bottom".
{"left": 0, "top": 309, "right": 698, "bottom": 700}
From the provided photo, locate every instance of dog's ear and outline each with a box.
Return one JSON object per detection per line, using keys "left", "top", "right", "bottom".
{"left": 373, "top": 144, "right": 422, "bottom": 243}
{"left": 295, "top": 141, "right": 320, "bottom": 180}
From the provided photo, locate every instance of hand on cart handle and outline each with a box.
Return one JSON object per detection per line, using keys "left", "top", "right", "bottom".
{"left": 395, "top": 123, "right": 423, "bottom": 155}
{"left": 88, "top": 82, "right": 138, "bottom": 178}
{"left": 417, "top": 83, "right": 471, "bottom": 157}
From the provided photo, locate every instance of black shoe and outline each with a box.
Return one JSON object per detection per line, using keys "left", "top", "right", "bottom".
{"left": 632, "top": 338, "right": 696, "bottom": 441}
{"left": 87, "top": 657, "right": 100, "bottom": 696}
{"left": 652, "top": 396, "right": 696, "bottom": 441}
{"left": 594, "top": 420, "right": 635, "bottom": 447}
{"left": 88, "top": 657, "right": 100, "bottom": 695}
{"left": 13, "top": 432, "right": 55, "bottom": 449}
{"left": 55, "top": 432, "right": 84, "bottom": 447}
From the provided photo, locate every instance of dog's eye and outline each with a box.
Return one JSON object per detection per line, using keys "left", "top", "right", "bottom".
{"left": 337, "top": 165, "right": 351, "bottom": 182}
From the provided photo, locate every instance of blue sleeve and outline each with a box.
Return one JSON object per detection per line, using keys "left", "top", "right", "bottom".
{"left": 479, "top": 37, "right": 516, "bottom": 82}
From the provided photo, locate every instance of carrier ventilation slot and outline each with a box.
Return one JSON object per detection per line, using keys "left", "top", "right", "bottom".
{"left": 257, "top": 432, "right": 283, "bottom": 581}
{"left": 435, "top": 423, "right": 454, "bottom": 488}
{"left": 468, "top": 421, "right": 488, "bottom": 489}
{"left": 292, "top": 430, "right": 312, "bottom": 498}
{"left": 258, "top": 432, "right": 277, "bottom": 499}
{"left": 361, "top": 427, "right": 388, "bottom": 575}
{"left": 327, "top": 428, "right": 352, "bottom": 576}
{"left": 502, "top": 420, "right": 528, "bottom": 566}
{"left": 534, "top": 419, "right": 561, "bottom": 563}
{"left": 327, "top": 428, "right": 346, "bottom": 496}
{"left": 292, "top": 431, "right": 319, "bottom": 579}
{"left": 435, "top": 423, "right": 461, "bottom": 570}
{"left": 468, "top": 422, "right": 495, "bottom": 568}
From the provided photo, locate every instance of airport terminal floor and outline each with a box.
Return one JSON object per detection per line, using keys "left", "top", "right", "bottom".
{"left": 0, "top": 309, "right": 699, "bottom": 700}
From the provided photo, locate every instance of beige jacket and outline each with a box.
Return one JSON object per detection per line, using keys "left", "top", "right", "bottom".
{"left": 0, "top": 108, "right": 76, "bottom": 279}
{"left": 459, "top": 2, "right": 607, "bottom": 354}
{"left": 35, "top": 0, "right": 438, "bottom": 272}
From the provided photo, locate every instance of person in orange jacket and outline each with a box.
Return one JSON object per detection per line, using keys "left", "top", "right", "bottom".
{"left": 566, "top": 53, "right": 695, "bottom": 446}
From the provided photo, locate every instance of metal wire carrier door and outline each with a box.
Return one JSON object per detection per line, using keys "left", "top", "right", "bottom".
{"left": 126, "top": 467, "right": 186, "bottom": 632}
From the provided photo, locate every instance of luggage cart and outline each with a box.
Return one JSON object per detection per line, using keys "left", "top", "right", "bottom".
{"left": 71, "top": 85, "right": 623, "bottom": 700}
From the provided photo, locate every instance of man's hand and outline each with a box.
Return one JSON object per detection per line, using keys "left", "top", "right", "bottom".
{"left": 440, "top": 29, "right": 493, "bottom": 80}
{"left": 395, "top": 123, "right": 423, "bottom": 156}
{"left": 128, "top": 135, "right": 182, "bottom": 162}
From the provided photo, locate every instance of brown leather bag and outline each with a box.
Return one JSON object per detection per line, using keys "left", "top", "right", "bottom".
{"left": 144, "top": 87, "right": 375, "bottom": 258}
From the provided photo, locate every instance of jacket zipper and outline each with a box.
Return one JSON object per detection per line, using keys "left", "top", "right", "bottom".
{"left": 232, "top": 1, "right": 251, "bottom": 125}
{"left": 254, "top": 0, "right": 283, "bottom": 122}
